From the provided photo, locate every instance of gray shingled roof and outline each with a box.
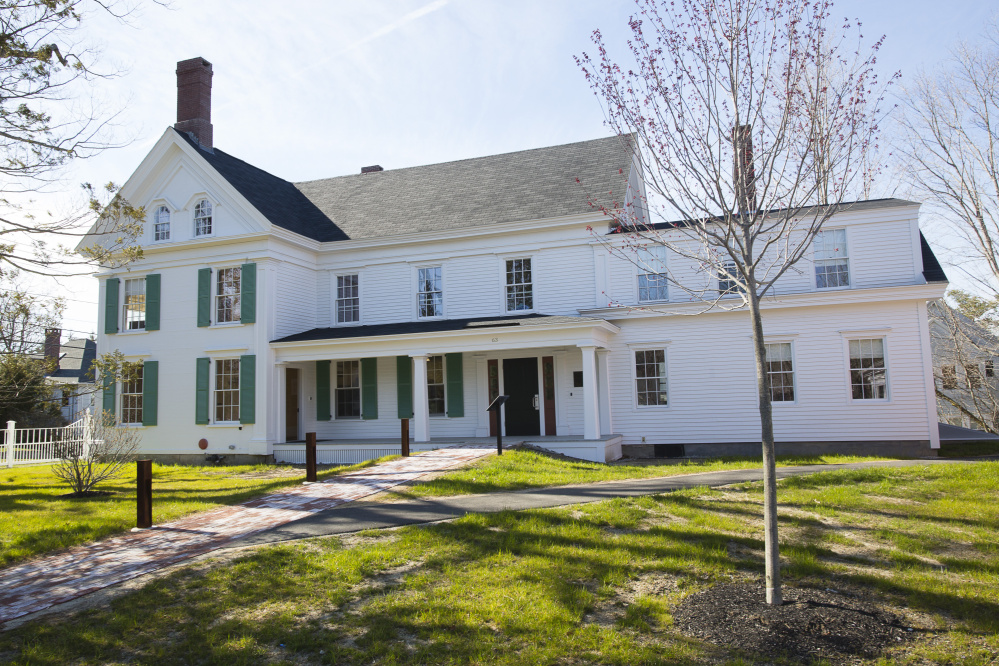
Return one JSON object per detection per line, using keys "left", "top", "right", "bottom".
{"left": 177, "top": 129, "right": 634, "bottom": 242}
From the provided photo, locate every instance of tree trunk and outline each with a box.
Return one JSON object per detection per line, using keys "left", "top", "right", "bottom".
{"left": 748, "top": 289, "right": 782, "bottom": 605}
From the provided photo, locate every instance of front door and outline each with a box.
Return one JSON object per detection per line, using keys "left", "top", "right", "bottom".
{"left": 285, "top": 368, "right": 300, "bottom": 441}
{"left": 502, "top": 357, "right": 540, "bottom": 436}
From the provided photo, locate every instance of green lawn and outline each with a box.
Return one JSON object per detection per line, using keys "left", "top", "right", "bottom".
{"left": 4, "top": 461, "right": 996, "bottom": 664}
{"left": 383, "top": 449, "right": 904, "bottom": 499}
{"left": 0, "top": 459, "right": 393, "bottom": 567}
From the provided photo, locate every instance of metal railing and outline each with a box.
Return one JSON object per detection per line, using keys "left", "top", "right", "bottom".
{"left": 2, "top": 416, "right": 90, "bottom": 467}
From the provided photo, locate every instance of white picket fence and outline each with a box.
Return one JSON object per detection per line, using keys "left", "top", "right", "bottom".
{"left": 2, "top": 416, "right": 91, "bottom": 467}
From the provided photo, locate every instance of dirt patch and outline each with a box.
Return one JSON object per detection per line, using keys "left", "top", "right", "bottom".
{"left": 673, "top": 582, "right": 915, "bottom": 663}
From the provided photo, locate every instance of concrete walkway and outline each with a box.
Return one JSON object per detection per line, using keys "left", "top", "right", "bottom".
{"left": 0, "top": 446, "right": 494, "bottom": 627}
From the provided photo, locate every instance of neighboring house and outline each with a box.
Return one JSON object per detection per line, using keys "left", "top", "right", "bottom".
{"left": 41, "top": 328, "right": 97, "bottom": 423}
{"left": 928, "top": 301, "right": 999, "bottom": 431}
{"left": 79, "top": 57, "right": 948, "bottom": 463}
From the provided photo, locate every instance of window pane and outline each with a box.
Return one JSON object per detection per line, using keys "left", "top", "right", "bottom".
{"left": 505, "top": 258, "right": 533, "bottom": 311}
{"left": 427, "top": 355, "right": 445, "bottom": 416}
{"left": 194, "top": 199, "right": 213, "bottom": 236}
{"left": 154, "top": 206, "right": 171, "bottom": 241}
{"left": 336, "top": 360, "right": 361, "bottom": 418}
{"left": 765, "top": 342, "right": 795, "bottom": 402}
{"left": 635, "top": 349, "right": 668, "bottom": 406}
{"left": 814, "top": 230, "right": 849, "bottom": 288}
{"left": 123, "top": 278, "right": 146, "bottom": 330}
{"left": 418, "top": 267, "right": 443, "bottom": 317}
{"left": 216, "top": 268, "right": 241, "bottom": 323}
{"left": 337, "top": 274, "right": 360, "bottom": 323}
{"left": 849, "top": 337, "right": 888, "bottom": 400}
{"left": 121, "top": 364, "right": 144, "bottom": 424}
{"left": 214, "top": 359, "right": 240, "bottom": 422}
{"left": 718, "top": 261, "right": 740, "bottom": 296}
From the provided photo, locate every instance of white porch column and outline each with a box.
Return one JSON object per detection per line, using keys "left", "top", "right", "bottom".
{"left": 412, "top": 354, "right": 430, "bottom": 442}
{"left": 579, "top": 345, "right": 601, "bottom": 440}
{"left": 596, "top": 349, "right": 613, "bottom": 436}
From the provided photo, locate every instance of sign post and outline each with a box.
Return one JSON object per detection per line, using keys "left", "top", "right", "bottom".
{"left": 136, "top": 460, "right": 152, "bottom": 528}
{"left": 401, "top": 418, "right": 410, "bottom": 457}
{"left": 305, "top": 432, "right": 317, "bottom": 482}
{"left": 486, "top": 395, "right": 510, "bottom": 455}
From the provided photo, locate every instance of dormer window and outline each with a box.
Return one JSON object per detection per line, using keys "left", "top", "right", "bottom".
{"left": 194, "top": 199, "right": 213, "bottom": 236}
{"left": 153, "top": 206, "right": 171, "bottom": 241}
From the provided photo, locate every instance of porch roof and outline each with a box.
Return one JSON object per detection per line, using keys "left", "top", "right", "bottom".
{"left": 270, "top": 313, "right": 619, "bottom": 361}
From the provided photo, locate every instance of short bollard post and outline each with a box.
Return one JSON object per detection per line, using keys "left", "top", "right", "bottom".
{"left": 401, "top": 418, "right": 410, "bottom": 457}
{"left": 305, "top": 432, "right": 317, "bottom": 482}
{"left": 486, "top": 396, "right": 510, "bottom": 456}
{"left": 136, "top": 460, "right": 152, "bottom": 529}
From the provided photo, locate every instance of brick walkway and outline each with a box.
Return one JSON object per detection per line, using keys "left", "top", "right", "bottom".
{"left": 0, "top": 446, "right": 493, "bottom": 626}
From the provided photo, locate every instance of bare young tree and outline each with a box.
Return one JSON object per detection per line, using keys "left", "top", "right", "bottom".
{"left": 52, "top": 409, "right": 141, "bottom": 495}
{"left": 898, "top": 19, "right": 999, "bottom": 290}
{"left": 577, "top": 0, "right": 891, "bottom": 604}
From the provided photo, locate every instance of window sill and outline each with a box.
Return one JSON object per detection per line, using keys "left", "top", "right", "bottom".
{"left": 119, "top": 329, "right": 149, "bottom": 335}
{"left": 120, "top": 423, "right": 146, "bottom": 429}
{"left": 635, "top": 404, "right": 670, "bottom": 410}
{"left": 211, "top": 322, "right": 245, "bottom": 328}
{"left": 815, "top": 285, "right": 852, "bottom": 291}
{"left": 848, "top": 398, "right": 892, "bottom": 405}
{"left": 207, "top": 423, "right": 243, "bottom": 428}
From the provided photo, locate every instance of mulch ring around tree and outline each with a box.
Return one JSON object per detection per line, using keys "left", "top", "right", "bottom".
{"left": 672, "top": 582, "right": 917, "bottom": 663}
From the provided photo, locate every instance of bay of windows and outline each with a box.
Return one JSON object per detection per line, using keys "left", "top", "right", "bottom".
{"left": 337, "top": 274, "right": 360, "bottom": 323}
{"left": 418, "top": 267, "right": 443, "bottom": 318}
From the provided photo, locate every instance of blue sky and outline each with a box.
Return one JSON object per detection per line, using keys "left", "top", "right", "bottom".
{"left": 35, "top": 0, "right": 997, "bottom": 336}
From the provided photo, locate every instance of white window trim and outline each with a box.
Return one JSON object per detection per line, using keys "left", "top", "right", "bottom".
{"left": 333, "top": 358, "right": 362, "bottom": 420}
{"left": 841, "top": 334, "right": 892, "bottom": 404}
{"left": 813, "top": 228, "right": 852, "bottom": 291}
{"left": 333, "top": 272, "right": 362, "bottom": 326}
{"left": 213, "top": 265, "right": 243, "bottom": 326}
{"left": 763, "top": 338, "right": 799, "bottom": 406}
{"left": 414, "top": 264, "right": 446, "bottom": 320}
{"left": 211, "top": 356, "right": 242, "bottom": 425}
{"left": 500, "top": 254, "right": 537, "bottom": 314}
{"left": 631, "top": 345, "right": 671, "bottom": 410}
{"left": 635, "top": 246, "right": 670, "bottom": 304}
{"left": 120, "top": 275, "right": 149, "bottom": 335}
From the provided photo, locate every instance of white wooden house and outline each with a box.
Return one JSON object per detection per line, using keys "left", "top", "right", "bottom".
{"left": 81, "top": 58, "right": 948, "bottom": 463}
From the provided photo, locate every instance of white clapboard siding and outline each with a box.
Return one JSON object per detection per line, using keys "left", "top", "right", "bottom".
{"left": 276, "top": 261, "right": 318, "bottom": 339}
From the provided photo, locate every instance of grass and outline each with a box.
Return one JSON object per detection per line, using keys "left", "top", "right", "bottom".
{"left": 4, "top": 461, "right": 996, "bottom": 664}
{"left": 0, "top": 458, "right": 394, "bottom": 567}
{"left": 383, "top": 449, "right": 904, "bottom": 499}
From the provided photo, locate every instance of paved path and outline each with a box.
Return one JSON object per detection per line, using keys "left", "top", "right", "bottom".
{"left": 0, "top": 446, "right": 493, "bottom": 627}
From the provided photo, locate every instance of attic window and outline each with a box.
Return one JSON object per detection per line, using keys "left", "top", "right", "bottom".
{"left": 194, "top": 199, "right": 213, "bottom": 236}
{"left": 154, "top": 206, "right": 171, "bottom": 241}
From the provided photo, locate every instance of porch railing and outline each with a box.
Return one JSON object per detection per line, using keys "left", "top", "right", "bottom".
{"left": 2, "top": 416, "right": 90, "bottom": 467}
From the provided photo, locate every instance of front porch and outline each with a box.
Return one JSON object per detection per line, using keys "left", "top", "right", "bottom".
{"left": 272, "top": 434, "right": 624, "bottom": 465}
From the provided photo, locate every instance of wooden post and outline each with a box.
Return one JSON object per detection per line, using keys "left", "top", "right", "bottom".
{"left": 305, "top": 432, "right": 317, "bottom": 482}
{"left": 497, "top": 426, "right": 503, "bottom": 456}
{"left": 401, "top": 418, "right": 410, "bottom": 457}
{"left": 136, "top": 460, "right": 152, "bottom": 528}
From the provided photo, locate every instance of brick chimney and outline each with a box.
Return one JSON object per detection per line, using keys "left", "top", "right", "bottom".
{"left": 44, "top": 328, "right": 61, "bottom": 370}
{"left": 361, "top": 165, "right": 384, "bottom": 174}
{"left": 175, "top": 57, "right": 213, "bottom": 148}
{"left": 732, "top": 124, "right": 756, "bottom": 213}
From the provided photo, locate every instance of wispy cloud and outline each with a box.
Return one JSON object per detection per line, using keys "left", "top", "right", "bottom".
{"left": 336, "top": 0, "right": 449, "bottom": 56}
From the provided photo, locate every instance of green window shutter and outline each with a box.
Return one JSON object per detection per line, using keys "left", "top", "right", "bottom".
{"left": 104, "top": 278, "right": 119, "bottom": 335}
{"left": 241, "top": 263, "right": 256, "bottom": 324}
{"left": 361, "top": 357, "right": 378, "bottom": 420}
{"left": 445, "top": 353, "right": 464, "bottom": 417}
{"left": 102, "top": 373, "right": 116, "bottom": 417}
{"left": 316, "top": 360, "right": 331, "bottom": 421}
{"left": 197, "top": 268, "right": 211, "bottom": 327}
{"left": 145, "top": 274, "right": 161, "bottom": 331}
{"left": 239, "top": 354, "right": 256, "bottom": 424}
{"left": 396, "top": 356, "right": 413, "bottom": 418}
{"left": 142, "top": 360, "right": 158, "bottom": 426}
{"left": 195, "top": 357, "right": 210, "bottom": 424}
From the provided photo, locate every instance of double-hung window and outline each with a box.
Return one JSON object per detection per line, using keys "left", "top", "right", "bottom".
{"left": 194, "top": 199, "right": 213, "bottom": 236}
{"left": 418, "top": 267, "right": 443, "bottom": 318}
{"left": 121, "top": 364, "right": 144, "bottom": 424}
{"left": 505, "top": 258, "right": 533, "bottom": 311}
{"left": 153, "top": 206, "right": 171, "bottom": 241}
{"left": 427, "top": 355, "right": 446, "bottom": 416}
{"left": 765, "top": 342, "right": 795, "bottom": 402}
{"left": 637, "top": 246, "right": 669, "bottom": 302}
{"left": 216, "top": 267, "right": 241, "bottom": 323}
{"left": 718, "top": 261, "right": 740, "bottom": 296}
{"left": 814, "top": 229, "right": 849, "bottom": 288}
{"left": 849, "top": 338, "right": 888, "bottom": 400}
{"left": 214, "top": 359, "right": 240, "bottom": 422}
{"left": 123, "top": 278, "right": 146, "bottom": 330}
{"left": 336, "top": 360, "right": 360, "bottom": 418}
{"left": 635, "top": 349, "right": 668, "bottom": 406}
{"left": 337, "top": 274, "right": 360, "bottom": 323}
{"left": 941, "top": 365, "right": 958, "bottom": 390}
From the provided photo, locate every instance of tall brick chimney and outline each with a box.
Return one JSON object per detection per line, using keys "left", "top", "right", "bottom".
{"left": 44, "top": 328, "right": 61, "bottom": 370}
{"left": 175, "top": 57, "right": 213, "bottom": 148}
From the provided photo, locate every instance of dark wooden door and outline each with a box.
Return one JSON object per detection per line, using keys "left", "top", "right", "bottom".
{"left": 503, "top": 357, "right": 540, "bottom": 436}
{"left": 285, "top": 368, "right": 300, "bottom": 441}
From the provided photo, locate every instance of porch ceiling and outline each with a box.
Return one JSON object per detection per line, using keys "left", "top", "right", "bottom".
{"left": 271, "top": 314, "right": 619, "bottom": 362}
